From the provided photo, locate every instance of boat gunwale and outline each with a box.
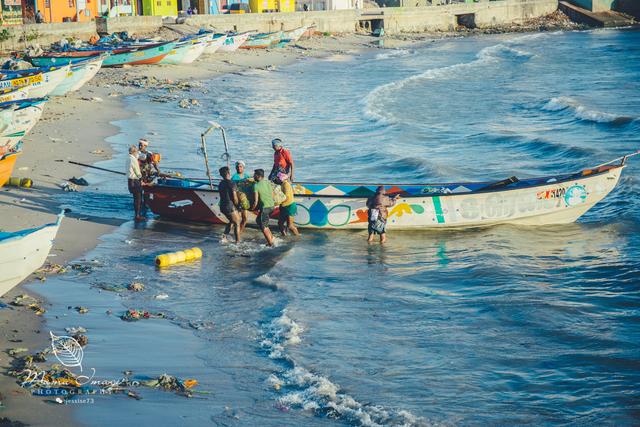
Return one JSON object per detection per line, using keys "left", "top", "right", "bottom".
{"left": 148, "top": 164, "right": 624, "bottom": 199}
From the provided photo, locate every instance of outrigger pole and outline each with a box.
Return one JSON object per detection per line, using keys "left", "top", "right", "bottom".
{"left": 596, "top": 150, "right": 640, "bottom": 168}
{"left": 201, "top": 121, "right": 230, "bottom": 191}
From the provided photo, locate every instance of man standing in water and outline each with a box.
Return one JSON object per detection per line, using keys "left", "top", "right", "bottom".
{"left": 127, "top": 145, "right": 145, "bottom": 222}
{"left": 251, "top": 169, "right": 275, "bottom": 247}
{"left": 366, "top": 186, "right": 399, "bottom": 244}
{"left": 232, "top": 161, "right": 251, "bottom": 232}
{"left": 269, "top": 138, "right": 294, "bottom": 182}
{"left": 277, "top": 172, "right": 300, "bottom": 237}
{"left": 218, "top": 166, "right": 242, "bottom": 243}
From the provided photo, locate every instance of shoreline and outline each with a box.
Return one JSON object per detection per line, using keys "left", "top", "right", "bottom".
{"left": 0, "top": 13, "right": 588, "bottom": 425}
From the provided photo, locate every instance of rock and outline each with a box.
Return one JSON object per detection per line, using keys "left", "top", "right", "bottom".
{"left": 127, "top": 282, "right": 145, "bottom": 292}
{"left": 72, "top": 334, "right": 88, "bottom": 347}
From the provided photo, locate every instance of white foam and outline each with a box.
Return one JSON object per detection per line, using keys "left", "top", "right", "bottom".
{"left": 260, "top": 311, "right": 428, "bottom": 426}
{"left": 543, "top": 97, "right": 636, "bottom": 124}
{"left": 375, "top": 49, "right": 413, "bottom": 61}
{"left": 363, "top": 43, "right": 533, "bottom": 123}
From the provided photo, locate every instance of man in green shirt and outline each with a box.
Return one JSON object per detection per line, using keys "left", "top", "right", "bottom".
{"left": 251, "top": 169, "right": 275, "bottom": 246}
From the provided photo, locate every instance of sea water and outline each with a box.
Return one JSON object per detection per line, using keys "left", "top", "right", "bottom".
{"left": 30, "top": 29, "right": 640, "bottom": 426}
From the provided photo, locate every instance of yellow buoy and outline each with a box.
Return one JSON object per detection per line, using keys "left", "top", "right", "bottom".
{"left": 7, "top": 177, "right": 32, "bottom": 188}
{"left": 155, "top": 247, "right": 203, "bottom": 267}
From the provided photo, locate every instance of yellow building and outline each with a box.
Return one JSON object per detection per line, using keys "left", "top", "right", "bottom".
{"left": 142, "top": 0, "right": 177, "bottom": 16}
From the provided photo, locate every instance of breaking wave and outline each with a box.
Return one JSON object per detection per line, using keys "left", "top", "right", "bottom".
{"left": 260, "top": 311, "right": 428, "bottom": 426}
{"left": 363, "top": 43, "right": 533, "bottom": 123}
{"left": 542, "top": 97, "right": 636, "bottom": 125}
{"left": 375, "top": 49, "right": 413, "bottom": 60}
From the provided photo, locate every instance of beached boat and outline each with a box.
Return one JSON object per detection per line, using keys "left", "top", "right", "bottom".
{"left": 49, "top": 55, "right": 105, "bottom": 96}
{"left": 29, "top": 41, "right": 177, "bottom": 68}
{"left": 0, "top": 70, "right": 43, "bottom": 94}
{"left": 1, "top": 65, "right": 70, "bottom": 97}
{"left": 144, "top": 156, "right": 633, "bottom": 229}
{"left": 0, "top": 98, "right": 47, "bottom": 156}
{"left": 217, "top": 32, "right": 250, "bottom": 53}
{"left": 282, "top": 25, "right": 312, "bottom": 43}
{"left": 239, "top": 31, "right": 284, "bottom": 49}
{"left": 203, "top": 33, "right": 227, "bottom": 55}
{"left": 0, "top": 212, "right": 63, "bottom": 296}
{"left": 0, "top": 86, "right": 29, "bottom": 103}
{"left": 160, "top": 36, "right": 208, "bottom": 65}
{"left": 0, "top": 98, "right": 47, "bottom": 154}
{"left": 0, "top": 150, "right": 19, "bottom": 187}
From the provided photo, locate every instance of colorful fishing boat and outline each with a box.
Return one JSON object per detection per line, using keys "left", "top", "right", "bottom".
{"left": 0, "top": 212, "right": 63, "bottom": 296}
{"left": 0, "top": 98, "right": 47, "bottom": 156}
{"left": 160, "top": 36, "right": 209, "bottom": 65}
{"left": 203, "top": 33, "right": 227, "bottom": 55}
{"left": 217, "top": 32, "right": 252, "bottom": 53}
{"left": 1, "top": 65, "right": 70, "bottom": 97}
{"left": 49, "top": 55, "right": 105, "bottom": 96}
{"left": 144, "top": 154, "right": 635, "bottom": 229}
{"left": 239, "top": 31, "right": 284, "bottom": 49}
{"left": 0, "top": 71, "right": 43, "bottom": 94}
{"left": 29, "top": 41, "right": 177, "bottom": 68}
{"left": 0, "top": 150, "right": 20, "bottom": 187}
{"left": 27, "top": 52, "right": 105, "bottom": 67}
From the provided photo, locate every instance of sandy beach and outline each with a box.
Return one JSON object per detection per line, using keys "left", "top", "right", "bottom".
{"left": 0, "top": 11, "right": 588, "bottom": 425}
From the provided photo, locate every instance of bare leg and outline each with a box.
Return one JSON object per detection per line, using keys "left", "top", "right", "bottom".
{"left": 278, "top": 216, "right": 287, "bottom": 236}
{"left": 240, "top": 210, "right": 248, "bottom": 232}
{"left": 287, "top": 216, "right": 300, "bottom": 236}
{"left": 367, "top": 232, "right": 375, "bottom": 243}
{"left": 230, "top": 211, "right": 242, "bottom": 243}
{"left": 380, "top": 233, "right": 387, "bottom": 244}
{"left": 262, "top": 227, "right": 274, "bottom": 246}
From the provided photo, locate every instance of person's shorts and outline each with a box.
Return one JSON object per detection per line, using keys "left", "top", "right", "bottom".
{"left": 128, "top": 179, "right": 142, "bottom": 194}
{"left": 279, "top": 203, "right": 297, "bottom": 220}
{"left": 368, "top": 218, "right": 386, "bottom": 235}
{"left": 257, "top": 207, "right": 274, "bottom": 229}
{"left": 221, "top": 206, "right": 237, "bottom": 219}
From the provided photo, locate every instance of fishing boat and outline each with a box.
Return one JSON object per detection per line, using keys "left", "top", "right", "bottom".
{"left": 0, "top": 70, "right": 43, "bottom": 94}
{"left": 203, "top": 33, "right": 227, "bottom": 55}
{"left": 217, "top": 32, "right": 252, "bottom": 53}
{"left": 1, "top": 65, "right": 70, "bottom": 97}
{"left": 49, "top": 55, "right": 105, "bottom": 96}
{"left": 281, "top": 25, "right": 312, "bottom": 44}
{"left": 0, "top": 98, "right": 47, "bottom": 156}
{"left": 239, "top": 31, "right": 284, "bottom": 49}
{"left": 0, "top": 150, "right": 20, "bottom": 187}
{"left": 0, "top": 212, "right": 63, "bottom": 296}
{"left": 160, "top": 36, "right": 209, "bottom": 65}
{"left": 29, "top": 41, "right": 177, "bottom": 68}
{"left": 144, "top": 154, "right": 635, "bottom": 229}
{"left": 0, "top": 86, "right": 29, "bottom": 103}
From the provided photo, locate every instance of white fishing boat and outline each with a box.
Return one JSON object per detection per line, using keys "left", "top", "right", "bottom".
{"left": 204, "top": 34, "right": 228, "bottom": 54}
{"left": 282, "top": 25, "right": 312, "bottom": 43}
{"left": 0, "top": 86, "right": 29, "bottom": 103}
{"left": 160, "top": 36, "right": 208, "bottom": 65}
{"left": 50, "top": 55, "right": 105, "bottom": 96}
{"left": 217, "top": 32, "right": 252, "bottom": 53}
{"left": 0, "top": 98, "right": 47, "bottom": 156}
{"left": 0, "top": 213, "right": 63, "bottom": 296}
{"left": 20, "top": 65, "right": 70, "bottom": 97}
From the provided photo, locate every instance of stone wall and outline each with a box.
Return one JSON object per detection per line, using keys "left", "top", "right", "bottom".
{"left": 0, "top": 22, "right": 97, "bottom": 51}
{"left": 96, "top": 16, "right": 164, "bottom": 35}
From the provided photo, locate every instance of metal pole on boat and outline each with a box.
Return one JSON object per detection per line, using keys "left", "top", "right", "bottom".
{"left": 201, "top": 123, "right": 217, "bottom": 190}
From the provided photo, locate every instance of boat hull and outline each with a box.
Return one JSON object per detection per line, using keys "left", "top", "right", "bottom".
{"left": 203, "top": 34, "right": 227, "bottom": 54}
{"left": 239, "top": 31, "right": 283, "bottom": 49}
{"left": 145, "top": 165, "right": 624, "bottom": 230}
{"left": 0, "top": 151, "right": 19, "bottom": 187}
{"left": 160, "top": 39, "right": 207, "bottom": 65}
{"left": 0, "top": 99, "right": 47, "bottom": 155}
{"left": 102, "top": 42, "right": 176, "bottom": 67}
{"left": 0, "top": 214, "right": 62, "bottom": 296}
{"left": 217, "top": 33, "right": 250, "bottom": 53}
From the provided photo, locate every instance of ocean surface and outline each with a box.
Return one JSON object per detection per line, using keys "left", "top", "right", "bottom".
{"left": 30, "top": 28, "right": 640, "bottom": 426}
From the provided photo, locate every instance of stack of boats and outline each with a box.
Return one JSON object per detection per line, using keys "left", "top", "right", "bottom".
{"left": 0, "top": 25, "right": 313, "bottom": 187}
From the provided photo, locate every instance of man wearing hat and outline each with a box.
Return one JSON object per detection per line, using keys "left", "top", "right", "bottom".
{"left": 269, "top": 138, "right": 294, "bottom": 182}
{"left": 137, "top": 138, "right": 160, "bottom": 216}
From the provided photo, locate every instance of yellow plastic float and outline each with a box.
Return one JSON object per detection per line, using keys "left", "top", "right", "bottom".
{"left": 7, "top": 177, "right": 32, "bottom": 188}
{"left": 155, "top": 247, "right": 202, "bottom": 267}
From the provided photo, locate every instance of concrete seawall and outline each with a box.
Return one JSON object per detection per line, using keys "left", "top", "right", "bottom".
{"left": 0, "top": 0, "right": 558, "bottom": 50}
{"left": 184, "top": 0, "right": 559, "bottom": 34}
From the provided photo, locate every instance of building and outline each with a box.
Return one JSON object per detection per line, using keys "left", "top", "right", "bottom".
{"left": 141, "top": 0, "right": 177, "bottom": 15}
